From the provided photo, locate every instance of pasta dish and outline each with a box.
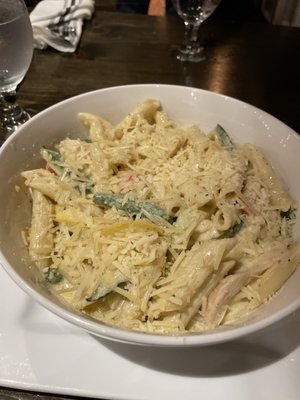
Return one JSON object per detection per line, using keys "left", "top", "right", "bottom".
{"left": 21, "top": 99, "right": 300, "bottom": 334}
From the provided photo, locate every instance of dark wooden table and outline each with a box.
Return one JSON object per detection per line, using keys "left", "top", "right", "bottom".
{"left": 18, "top": 3, "right": 300, "bottom": 134}
{"left": 1, "top": 2, "right": 300, "bottom": 399}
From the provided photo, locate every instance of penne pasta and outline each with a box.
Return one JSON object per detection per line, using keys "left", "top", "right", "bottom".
{"left": 21, "top": 100, "right": 300, "bottom": 334}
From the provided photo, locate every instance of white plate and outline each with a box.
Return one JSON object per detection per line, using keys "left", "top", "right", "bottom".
{"left": 1, "top": 264, "right": 300, "bottom": 400}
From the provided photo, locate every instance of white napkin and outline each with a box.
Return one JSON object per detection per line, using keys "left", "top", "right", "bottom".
{"left": 30, "top": 0, "right": 95, "bottom": 52}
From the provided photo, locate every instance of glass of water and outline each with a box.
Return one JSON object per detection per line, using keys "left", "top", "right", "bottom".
{"left": 172, "top": 0, "right": 221, "bottom": 62}
{"left": 0, "top": 0, "right": 33, "bottom": 143}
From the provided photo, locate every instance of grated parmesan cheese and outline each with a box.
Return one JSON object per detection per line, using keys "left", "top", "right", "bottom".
{"left": 21, "top": 99, "right": 300, "bottom": 334}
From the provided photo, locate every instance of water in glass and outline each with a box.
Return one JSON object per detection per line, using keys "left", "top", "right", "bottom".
{"left": 0, "top": 0, "right": 33, "bottom": 144}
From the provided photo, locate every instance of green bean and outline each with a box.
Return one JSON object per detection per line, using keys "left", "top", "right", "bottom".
{"left": 280, "top": 208, "right": 296, "bottom": 221}
{"left": 86, "top": 266, "right": 128, "bottom": 302}
{"left": 214, "top": 124, "right": 234, "bottom": 150}
{"left": 45, "top": 267, "right": 63, "bottom": 284}
{"left": 93, "top": 192, "right": 174, "bottom": 224}
{"left": 41, "top": 148, "right": 94, "bottom": 194}
{"left": 220, "top": 220, "right": 243, "bottom": 239}
{"left": 40, "top": 148, "right": 67, "bottom": 176}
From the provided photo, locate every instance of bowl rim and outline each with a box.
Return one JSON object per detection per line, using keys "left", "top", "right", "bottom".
{"left": 2, "top": 249, "right": 300, "bottom": 347}
{"left": 1, "top": 83, "right": 300, "bottom": 347}
{"left": 1, "top": 83, "right": 300, "bottom": 148}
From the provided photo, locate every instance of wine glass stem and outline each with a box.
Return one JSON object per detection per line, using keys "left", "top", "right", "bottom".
{"left": 183, "top": 21, "right": 201, "bottom": 52}
{"left": 0, "top": 89, "right": 30, "bottom": 134}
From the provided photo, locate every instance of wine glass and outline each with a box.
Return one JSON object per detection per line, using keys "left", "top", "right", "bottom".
{"left": 0, "top": 0, "right": 33, "bottom": 144}
{"left": 172, "top": 0, "right": 221, "bottom": 62}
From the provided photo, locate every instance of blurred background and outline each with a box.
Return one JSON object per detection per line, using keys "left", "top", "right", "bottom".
{"left": 24, "top": 0, "right": 300, "bottom": 27}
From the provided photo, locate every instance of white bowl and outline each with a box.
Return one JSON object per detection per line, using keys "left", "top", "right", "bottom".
{"left": 1, "top": 84, "right": 300, "bottom": 347}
